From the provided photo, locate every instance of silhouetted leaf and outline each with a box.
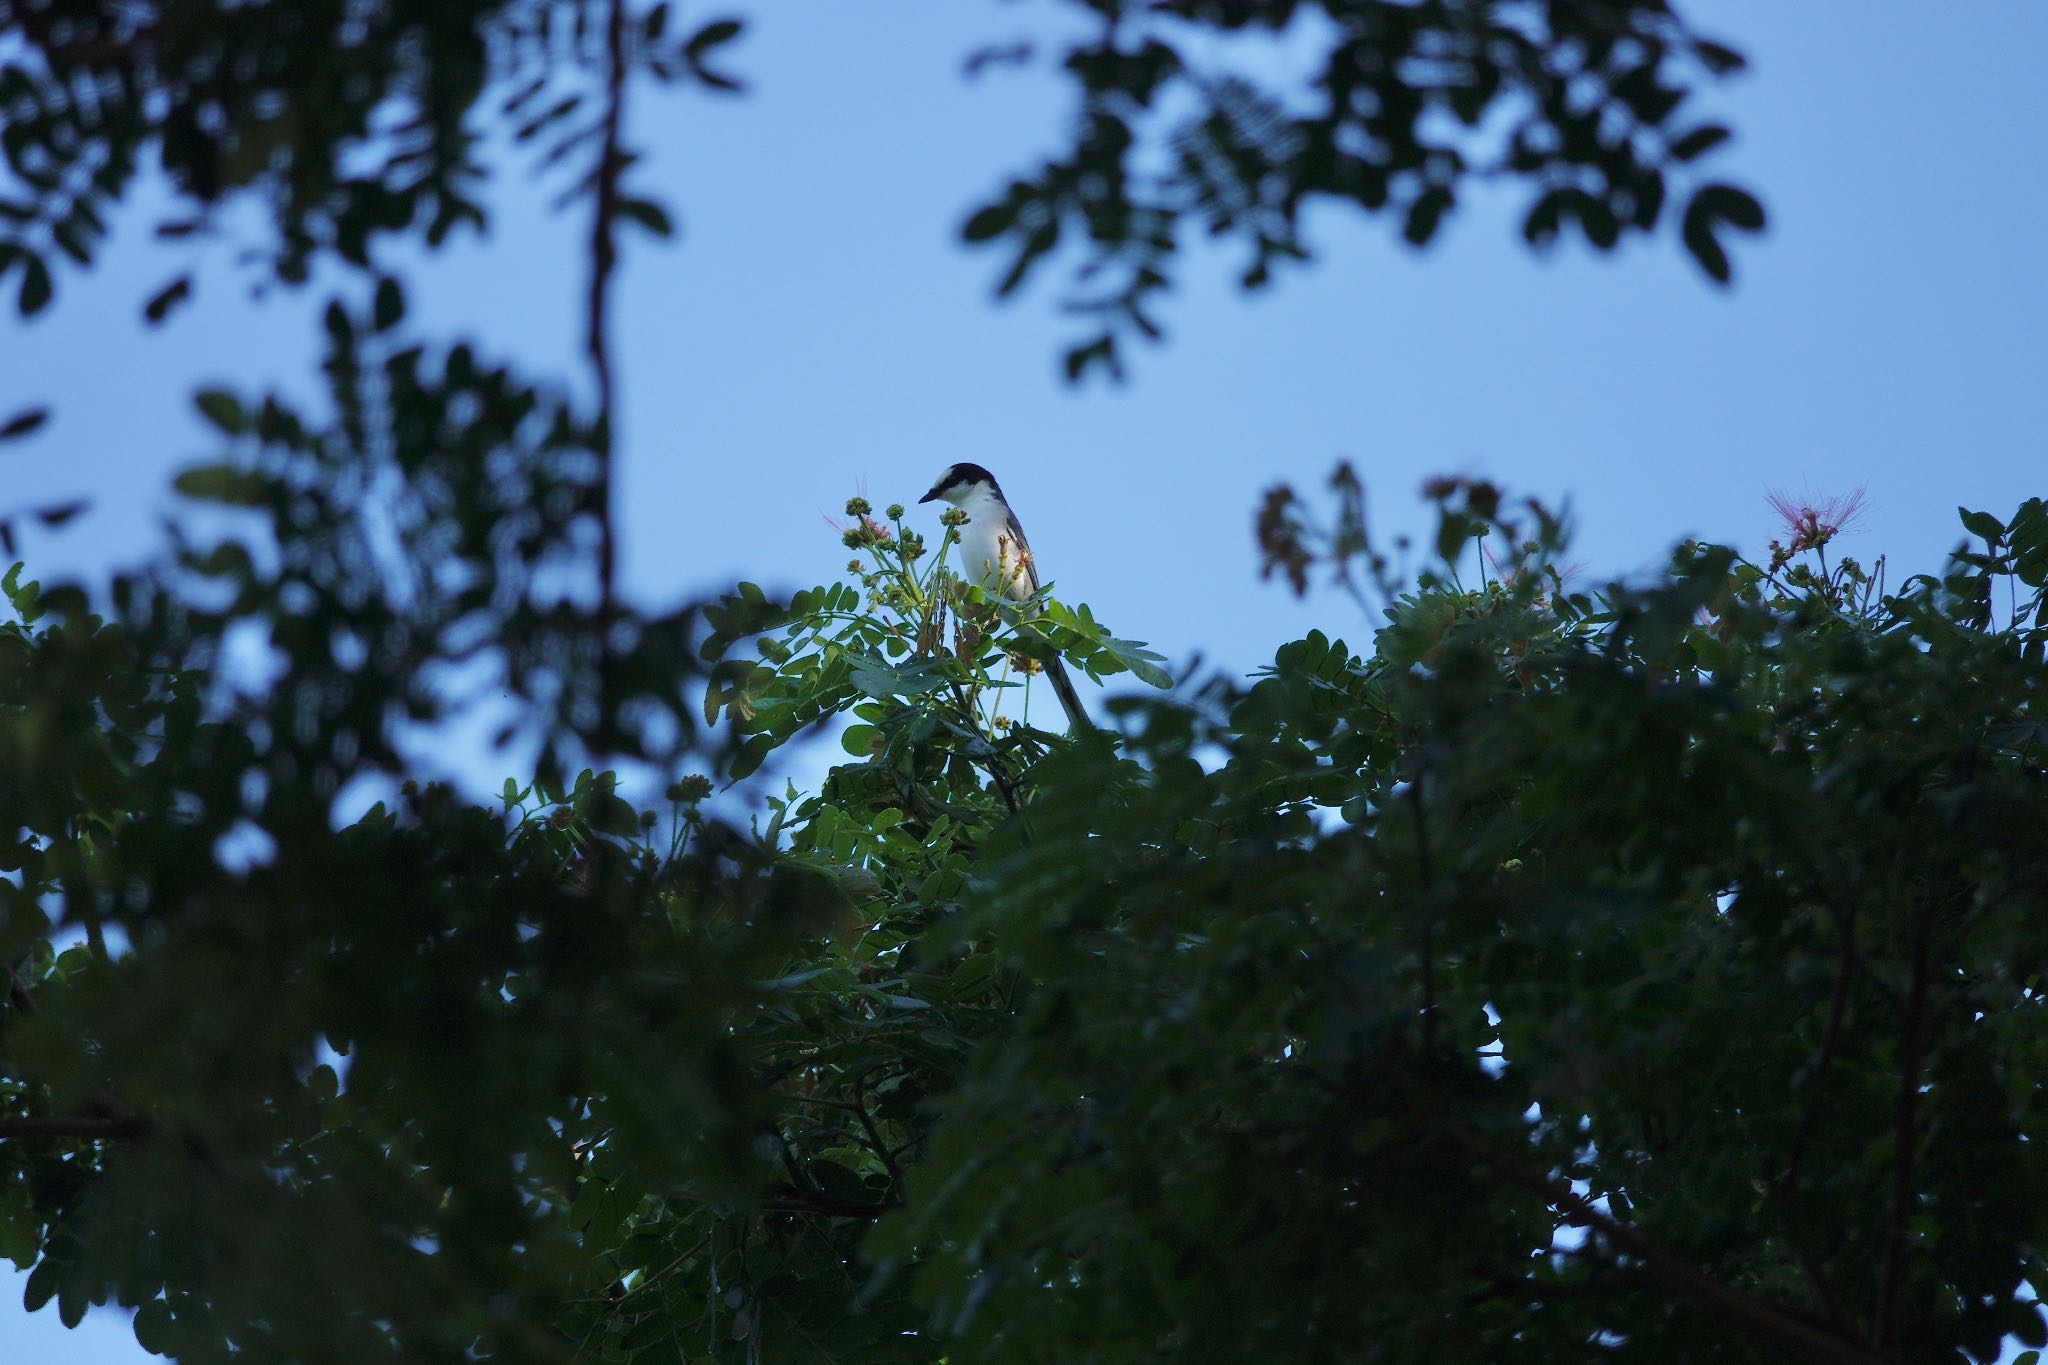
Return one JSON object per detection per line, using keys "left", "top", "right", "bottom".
{"left": 143, "top": 274, "right": 193, "bottom": 324}
{"left": 1960, "top": 507, "right": 2005, "bottom": 542}
{"left": 0, "top": 407, "right": 49, "bottom": 442}
{"left": 1670, "top": 124, "right": 1732, "bottom": 162}
{"left": 17, "top": 254, "right": 51, "bottom": 316}
{"left": 172, "top": 464, "right": 269, "bottom": 506}
{"left": 372, "top": 276, "right": 405, "bottom": 331}
{"left": 617, "top": 197, "right": 675, "bottom": 239}
{"left": 685, "top": 17, "right": 746, "bottom": 91}
{"left": 32, "top": 501, "right": 87, "bottom": 528}
{"left": 192, "top": 389, "right": 246, "bottom": 435}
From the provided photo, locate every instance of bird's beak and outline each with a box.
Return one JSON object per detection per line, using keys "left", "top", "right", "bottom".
{"left": 917, "top": 489, "right": 939, "bottom": 504}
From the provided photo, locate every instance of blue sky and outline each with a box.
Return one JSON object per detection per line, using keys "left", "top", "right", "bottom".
{"left": 5, "top": 2, "right": 2046, "bottom": 1358}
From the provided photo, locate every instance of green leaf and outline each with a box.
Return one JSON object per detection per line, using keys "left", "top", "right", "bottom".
{"left": 132, "top": 1299, "right": 172, "bottom": 1355}
{"left": 372, "top": 276, "right": 405, "bottom": 331}
{"left": 1959, "top": 507, "right": 2005, "bottom": 542}
{"left": 192, "top": 390, "right": 247, "bottom": 435}
{"left": 962, "top": 202, "right": 1015, "bottom": 243}
{"left": 841, "top": 724, "right": 880, "bottom": 756}
{"left": 729, "top": 733, "right": 775, "bottom": 781}
{"left": 17, "top": 253, "right": 51, "bottom": 317}
{"left": 1100, "top": 635, "right": 1173, "bottom": 689}
{"left": 616, "top": 197, "right": 675, "bottom": 239}
{"left": 1681, "top": 203, "right": 1730, "bottom": 282}
{"left": 1699, "top": 182, "right": 1766, "bottom": 232}
{"left": 685, "top": 17, "right": 746, "bottom": 90}
{"left": 848, "top": 656, "right": 950, "bottom": 700}
{"left": 33, "top": 500, "right": 86, "bottom": 529}
{"left": 1402, "top": 186, "right": 1452, "bottom": 246}
{"left": 172, "top": 465, "right": 270, "bottom": 506}
{"left": 1693, "top": 38, "right": 1747, "bottom": 73}
{"left": 1669, "top": 124, "right": 1731, "bottom": 162}
{"left": 685, "top": 17, "right": 743, "bottom": 58}
{"left": 142, "top": 274, "right": 193, "bottom": 325}
{"left": 21, "top": 1255, "right": 56, "bottom": 1312}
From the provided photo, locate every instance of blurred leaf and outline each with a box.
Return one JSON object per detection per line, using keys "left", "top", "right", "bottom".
{"left": 142, "top": 274, "right": 193, "bottom": 325}
{"left": 17, "top": 254, "right": 51, "bottom": 316}
{"left": 0, "top": 407, "right": 49, "bottom": 442}
{"left": 192, "top": 389, "right": 247, "bottom": 435}
{"left": 616, "top": 197, "right": 675, "bottom": 239}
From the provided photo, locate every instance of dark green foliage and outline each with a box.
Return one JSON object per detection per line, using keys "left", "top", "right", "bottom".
{"left": 0, "top": 0, "right": 743, "bottom": 320}
{"left": 5, "top": 479, "right": 2046, "bottom": 1363}
{"left": 11, "top": 5, "right": 2035, "bottom": 1364}
{"left": 965, "top": 0, "right": 1762, "bottom": 378}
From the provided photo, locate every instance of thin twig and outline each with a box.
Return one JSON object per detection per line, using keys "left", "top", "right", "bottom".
{"left": 762, "top": 1183, "right": 901, "bottom": 1221}
{"left": 0, "top": 1114, "right": 147, "bottom": 1141}
{"left": 1461, "top": 1270, "right": 1655, "bottom": 1306}
{"left": 1447, "top": 1130, "right": 1896, "bottom": 1365}
{"left": 852, "top": 1070, "right": 903, "bottom": 1189}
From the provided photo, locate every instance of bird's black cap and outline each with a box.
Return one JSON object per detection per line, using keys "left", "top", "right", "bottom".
{"left": 919, "top": 462, "right": 1000, "bottom": 503}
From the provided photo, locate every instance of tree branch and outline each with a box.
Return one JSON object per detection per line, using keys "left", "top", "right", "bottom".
{"left": 0, "top": 1114, "right": 147, "bottom": 1141}
{"left": 762, "top": 1183, "right": 901, "bottom": 1221}
{"left": 586, "top": 0, "right": 628, "bottom": 628}
{"left": 852, "top": 1070, "right": 903, "bottom": 1189}
{"left": 6, "top": 964, "right": 37, "bottom": 1017}
{"left": 1446, "top": 1129, "right": 1895, "bottom": 1365}
{"left": 1462, "top": 1269, "right": 1656, "bottom": 1306}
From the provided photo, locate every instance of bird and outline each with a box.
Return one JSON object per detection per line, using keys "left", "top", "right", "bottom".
{"left": 919, "top": 462, "right": 1091, "bottom": 731}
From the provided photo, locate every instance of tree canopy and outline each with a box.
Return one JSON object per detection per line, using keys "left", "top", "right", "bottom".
{"left": 2, "top": 4, "right": 2044, "bottom": 1365}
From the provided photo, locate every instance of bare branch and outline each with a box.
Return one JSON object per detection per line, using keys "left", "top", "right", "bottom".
{"left": 1447, "top": 1130, "right": 1895, "bottom": 1365}
{"left": 1462, "top": 1270, "right": 1655, "bottom": 1306}
{"left": 586, "top": 0, "right": 628, "bottom": 627}
{"left": 762, "top": 1183, "right": 901, "bottom": 1221}
{"left": 0, "top": 1114, "right": 146, "bottom": 1141}
{"left": 852, "top": 1070, "right": 903, "bottom": 1189}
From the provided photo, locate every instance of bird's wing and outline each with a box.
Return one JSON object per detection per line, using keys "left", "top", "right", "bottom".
{"left": 1003, "top": 508, "right": 1043, "bottom": 597}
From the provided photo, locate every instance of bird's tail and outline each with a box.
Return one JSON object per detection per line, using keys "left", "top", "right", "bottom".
{"left": 1043, "top": 655, "right": 1092, "bottom": 732}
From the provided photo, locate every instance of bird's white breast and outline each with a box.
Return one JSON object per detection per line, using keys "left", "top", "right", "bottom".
{"left": 952, "top": 490, "right": 1033, "bottom": 599}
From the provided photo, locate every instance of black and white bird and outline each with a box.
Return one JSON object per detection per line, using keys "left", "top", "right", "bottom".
{"left": 919, "top": 462, "right": 1090, "bottom": 731}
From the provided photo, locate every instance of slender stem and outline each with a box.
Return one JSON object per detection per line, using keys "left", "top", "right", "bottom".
{"left": 0, "top": 1114, "right": 146, "bottom": 1140}
{"left": 587, "top": 0, "right": 629, "bottom": 628}
{"left": 852, "top": 1071, "right": 903, "bottom": 1190}
{"left": 762, "top": 1183, "right": 901, "bottom": 1221}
